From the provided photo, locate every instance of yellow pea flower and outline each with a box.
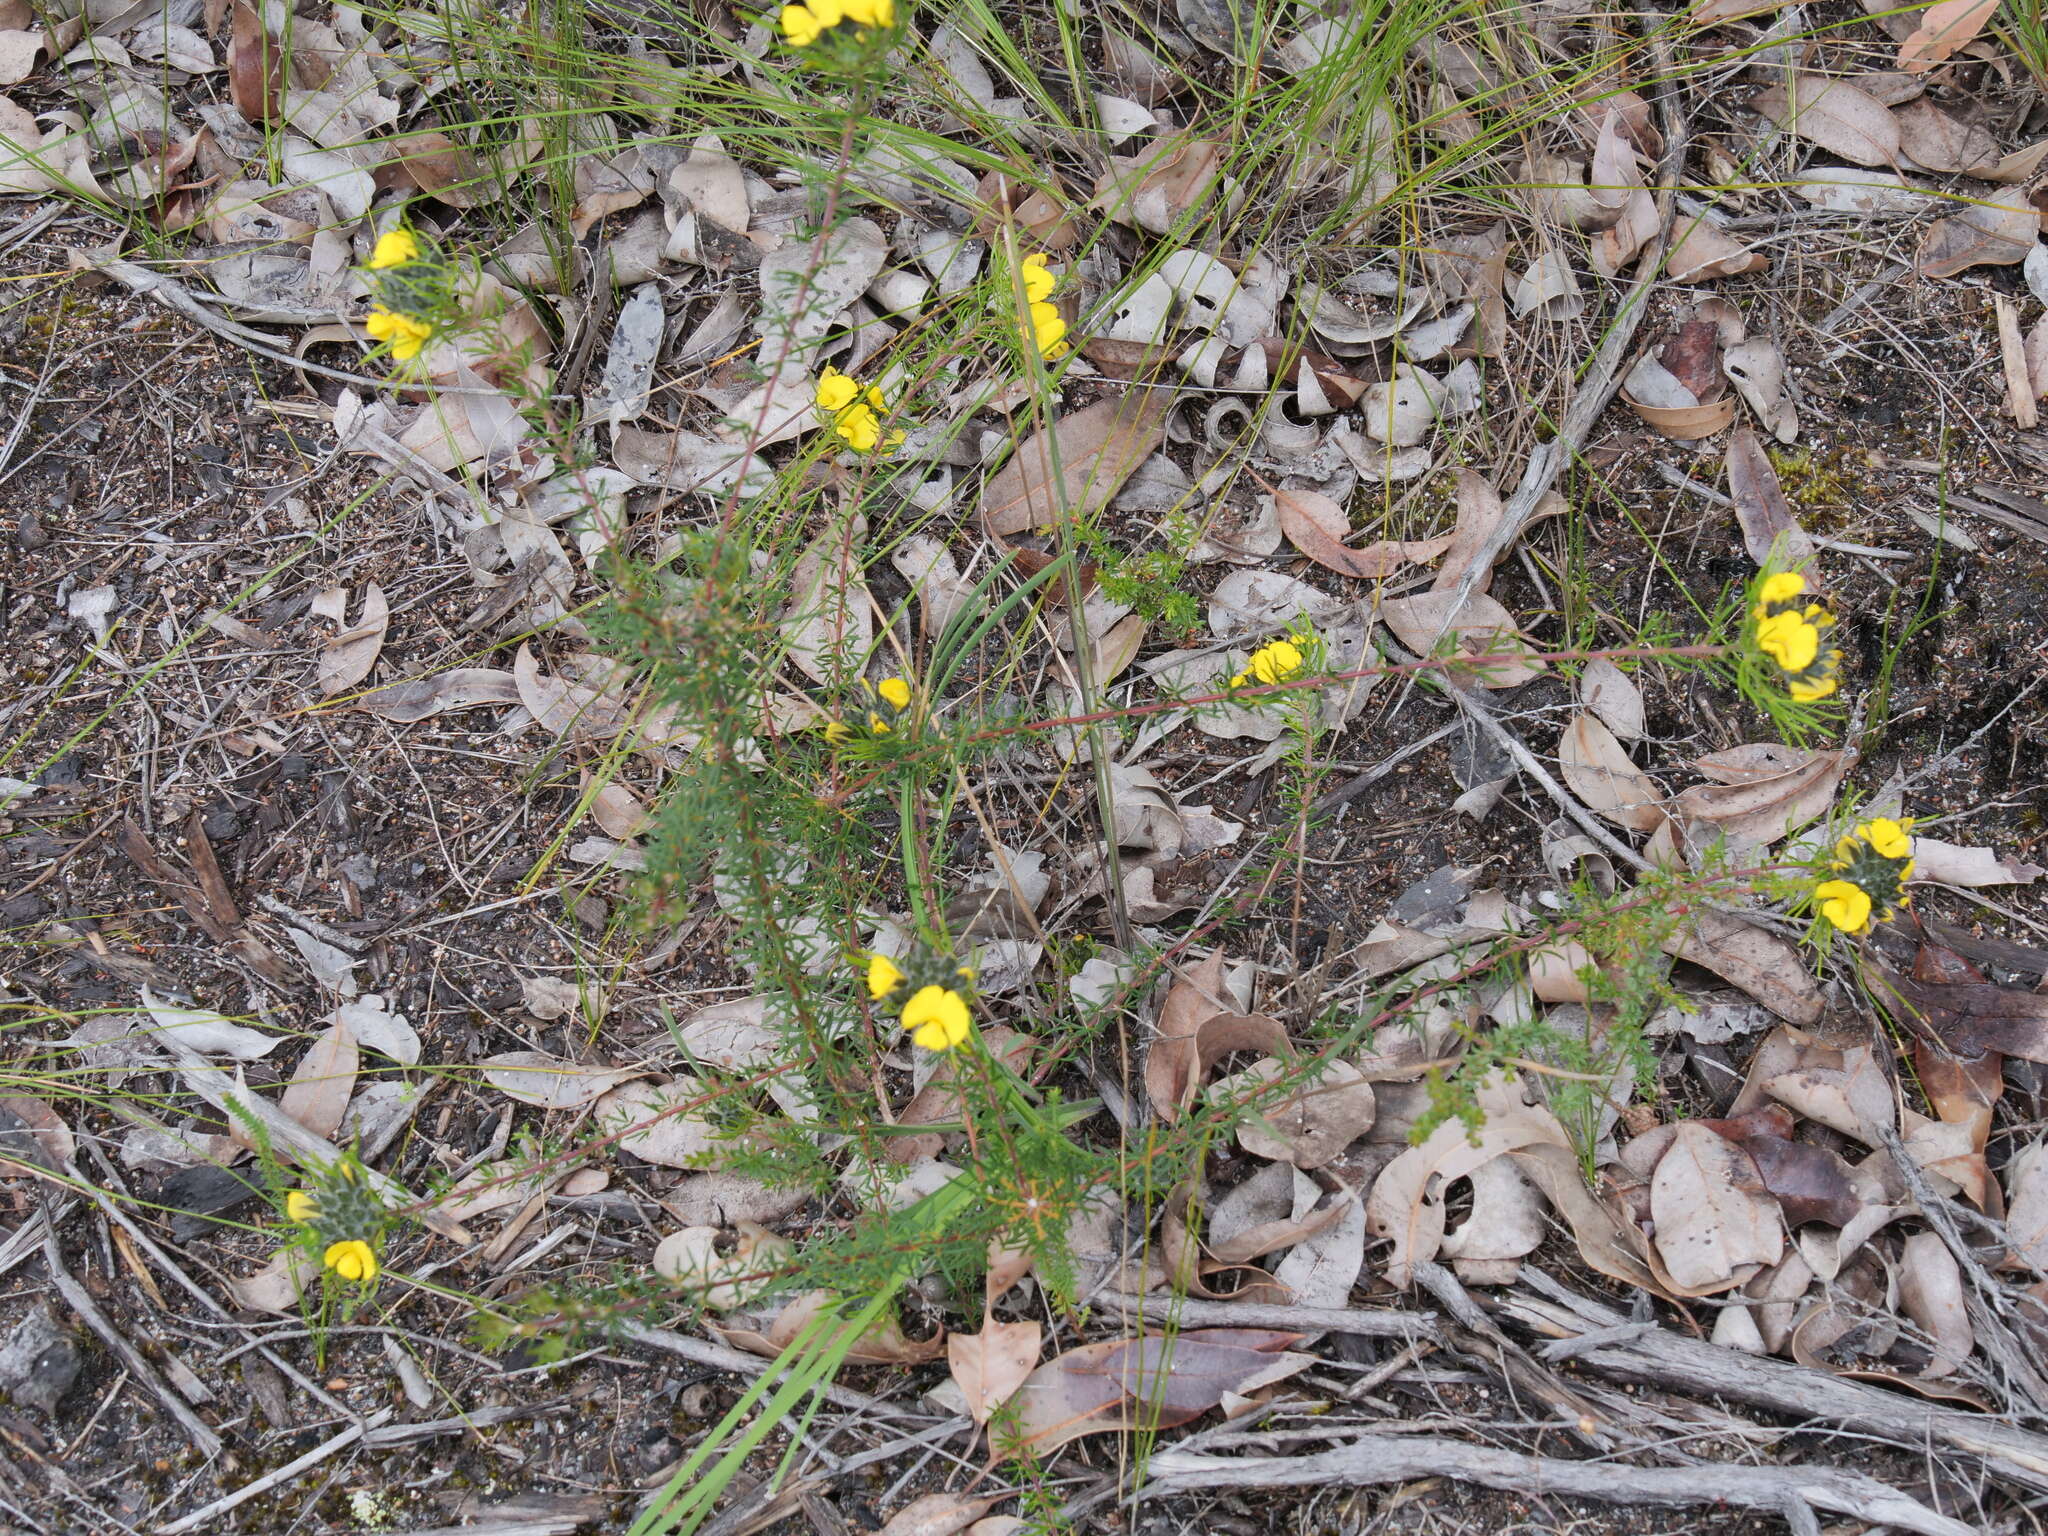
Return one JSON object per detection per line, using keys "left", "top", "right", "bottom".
{"left": 1756, "top": 571, "right": 1806, "bottom": 609}
{"left": 1755, "top": 611, "right": 1819, "bottom": 673}
{"left": 323, "top": 1239, "right": 379, "bottom": 1283}
{"left": 1021, "top": 253, "right": 1057, "bottom": 304}
{"left": 867, "top": 953, "right": 906, "bottom": 999}
{"left": 1028, "top": 300, "right": 1069, "bottom": 360}
{"left": 901, "top": 985, "right": 972, "bottom": 1051}
{"left": 1814, "top": 879, "right": 1872, "bottom": 935}
{"left": 365, "top": 306, "right": 433, "bottom": 361}
{"left": 1856, "top": 817, "right": 1912, "bottom": 861}
{"left": 780, "top": 3, "right": 827, "bottom": 43}
{"left": 368, "top": 229, "right": 420, "bottom": 270}
{"left": 876, "top": 676, "right": 912, "bottom": 710}
{"left": 842, "top": 0, "right": 891, "bottom": 24}
{"left": 1230, "top": 636, "right": 1306, "bottom": 689}
{"left": 286, "top": 1191, "right": 318, "bottom": 1223}
{"left": 835, "top": 403, "right": 882, "bottom": 453}
{"left": 815, "top": 365, "right": 860, "bottom": 412}
{"left": 1787, "top": 670, "right": 1838, "bottom": 702}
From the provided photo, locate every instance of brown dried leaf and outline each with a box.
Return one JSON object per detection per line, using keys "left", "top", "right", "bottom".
{"left": 981, "top": 393, "right": 1171, "bottom": 538}
{"left": 1919, "top": 198, "right": 2038, "bottom": 278}
{"left": 1579, "top": 657, "right": 1646, "bottom": 741}
{"left": 2006, "top": 1140, "right": 2048, "bottom": 1269}
{"left": 877, "top": 1493, "right": 1008, "bottom": 1536}
{"left": 1649, "top": 1121, "right": 1784, "bottom": 1293}
{"left": 1898, "top": 0, "right": 1999, "bottom": 70}
{"left": 278, "top": 1019, "right": 358, "bottom": 1141}
{"left": 1377, "top": 591, "right": 1544, "bottom": 688}
{"left": 1275, "top": 485, "right": 1455, "bottom": 579}
{"left": 480, "top": 1051, "right": 643, "bottom": 1108}
{"left": 315, "top": 581, "right": 387, "bottom": 697}
{"left": 1672, "top": 742, "right": 1849, "bottom": 850}
{"left": 0, "top": 1094, "right": 75, "bottom": 1169}
{"left": 1662, "top": 909, "right": 1822, "bottom": 1025}
{"left": 1665, "top": 216, "right": 1769, "bottom": 281}
{"left": 585, "top": 778, "right": 651, "bottom": 840}
{"left": 781, "top": 514, "right": 872, "bottom": 687}
{"left": 1911, "top": 836, "right": 2046, "bottom": 887}
{"left": 1758, "top": 1039, "right": 1895, "bottom": 1142}
{"left": 355, "top": 668, "right": 521, "bottom": 722}
{"left": 1217, "top": 1058, "right": 1377, "bottom": 1169}
{"left": 1752, "top": 75, "right": 1902, "bottom": 168}
{"left": 1625, "top": 395, "right": 1737, "bottom": 440}
{"left": 1144, "top": 954, "right": 1261, "bottom": 1120}
{"left": 948, "top": 1319, "right": 1042, "bottom": 1426}
{"left": 592, "top": 1078, "right": 721, "bottom": 1168}
{"left": 1509, "top": 1142, "right": 1661, "bottom": 1291}
{"left": 998, "top": 1328, "right": 1311, "bottom": 1458}
{"left": 1892, "top": 98, "right": 2000, "bottom": 174}
{"left": 1558, "top": 712, "right": 1666, "bottom": 833}
{"left": 1724, "top": 425, "right": 1817, "bottom": 568}
{"left": 228, "top": 2, "right": 284, "bottom": 123}
{"left": 1875, "top": 968, "right": 2048, "bottom": 1063}
{"left": 1366, "top": 1072, "right": 1568, "bottom": 1287}
{"left": 716, "top": 1290, "right": 946, "bottom": 1363}
{"left": 1430, "top": 469, "right": 1507, "bottom": 596}
{"left": 1898, "top": 1231, "right": 1974, "bottom": 1377}
{"left": 1710, "top": 1118, "right": 1862, "bottom": 1227}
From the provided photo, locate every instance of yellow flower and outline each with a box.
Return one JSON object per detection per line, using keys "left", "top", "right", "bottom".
{"left": 323, "top": 1239, "right": 379, "bottom": 1283}
{"left": 1787, "top": 670, "right": 1838, "bottom": 702}
{"left": 876, "top": 676, "right": 912, "bottom": 710}
{"left": 1756, "top": 571, "right": 1807, "bottom": 608}
{"left": 365, "top": 306, "right": 433, "bottom": 361}
{"left": 842, "top": 0, "right": 891, "bottom": 24}
{"left": 286, "top": 1191, "right": 318, "bottom": 1223}
{"left": 1856, "top": 817, "right": 1912, "bottom": 860}
{"left": 779, "top": 2, "right": 826, "bottom": 43}
{"left": 866, "top": 711, "right": 892, "bottom": 735}
{"left": 1028, "top": 300, "right": 1069, "bottom": 360}
{"left": 1230, "top": 636, "right": 1306, "bottom": 689}
{"left": 867, "top": 952, "right": 906, "bottom": 999}
{"left": 368, "top": 229, "right": 420, "bottom": 270}
{"left": 1814, "top": 879, "right": 1872, "bottom": 935}
{"left": 835, "top": 403, "right": 882, "bottom": 452}
{"left": 823, "top": 720, "right": 852, "bottom": 745}
{"left": 815, "top": 364, "right": 860, "bottom": 412}
{"left": 1754, "top": 611, "right": 1819, "bottom": 673}
{"left": 1021, "top": 253, "right": 1057, "bottom": 304}
{"left": 901, "top": 985, "right": 971, "bottom": 1051}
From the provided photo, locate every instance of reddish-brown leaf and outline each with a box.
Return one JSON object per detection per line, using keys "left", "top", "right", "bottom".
{"left": 980, "top": 393, "right": 1170, "bottom": 538}
{"left": 228, "top": 2, "right": 284, "bottom": 123}
{"left": 1274, "top": 485, "right": 1454, "bottom": 579}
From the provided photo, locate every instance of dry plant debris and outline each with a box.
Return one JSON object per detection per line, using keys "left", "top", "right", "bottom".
{"left": 3, "top": 0, "right": 2048, "bottom": 1532}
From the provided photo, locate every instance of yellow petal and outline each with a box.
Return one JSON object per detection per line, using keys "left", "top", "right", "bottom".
{"left": 368, "top": 229, "right": 420, "bottom": 269}
{"left": 1021, "top": 253, "right": 1056, "bottom": 303}
{"left": 323, "top": 1239, "right": 379, "bottom": 1283}
{"left": 1757, "top": 571, "right": 1806, "bottom": 607}
{"left": 901, "top": 985, "right": 970, "bottom": 1051}
{"left": 815, "top": 365, "right": 859, "bottom": 411}
{"left": 876, "top": 676, "right": 912, "bottom": 709}
{"left": 1815, "top": 879, "right": 1872, "bottom": 935}
{"left": 286, "top": 1191, "right": 318, "bottom": 1223}
{"left": 779, "top": 3, "right": 824, "bottom": 43}
{"left": 866, "top": 953, "right": 905, "bottom": 999}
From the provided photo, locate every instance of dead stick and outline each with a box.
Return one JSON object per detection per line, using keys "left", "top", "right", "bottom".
{"left": 42, "top": 1232, "right": 222, "bottom": 1460}
{"left": 1140, "top": 1437, "right": 1971, "bottom": 1536}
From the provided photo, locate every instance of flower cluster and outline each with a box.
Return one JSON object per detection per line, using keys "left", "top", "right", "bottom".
{"left": 779, "top": 0, "right": 894, "bottom": 49}
{"left": 361, "top": 227, "right": 454, "bottom": 364}
{"left": 814, "top": 365, "right": 903, "bottom": 454}
{"left": 1229, "top": 632, "right": 1309, "bottom": 690}
{"left": 284, "top": 1159, "right": 386, "bottom": 1284}
{"left": 863, "top": 949, "right": 975, "bottom": 1051}
{"left": 823, "top": 674, "right": 913, "bottom": 744}
{"left": 1814, "top": 815, "right": 1916, "bottom": 935}
{"left": 1750, "top": 571, "right": 1841, "bottom": 703}
{"left": 1018, "top": 253, "right": 1068, "bottom": 361}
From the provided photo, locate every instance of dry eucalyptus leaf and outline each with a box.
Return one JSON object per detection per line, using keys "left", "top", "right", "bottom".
{"left": 229, "top": 1247, "right": 318, "bottom": 1315}
{"left": 781, "top": 514, "right": 873, "bottom": 687}
{"left": 1725, "top": 426, "right": 1817, "bottom": 568}
{"left": 753, "top": 216, "right": 887, "bottom": 363}
{"left": 998, "top": 1329, "right": 1311, "bottom": 1458}
{"left": 1367, "top": 1072, "right": 1568, "bottom": 1287}
{"left": 139, "top": 992, "right": 283, "bottom": 1060}
{"left": 1378, "top": 591, "right": 1543, "bottom": 688}
{"left": 1759, "top": 1039, "right": 1895, "bottom": 1142}
{"left": 480, "top": 1051, "right": 642, "bottom": 1109}
{"left": 1893, "top": 98, "right": 2000, "bottom": 175}
{"left": 891, "top": 534, "right": 976, "bottom": 640}
{"left": 1438, "top": 1154, "right": 1545, "bottom": 1284}
{"left": 1752, "top": 75, "right": 1902, "bottom": 167}
{"left": 1908, "top": 836, "right": 2045, "bottom": 886}
{"left": 315, "top": 581, "right": 388, "bottom": 698}
{"left": 586, "top": 778, "right": 651, "bottom": 840}
{"left": 1898, "top": 1230, "right": 1975, "bottom": 1377}
{"left": 1794, "top": 167, "right": 1937, "bottom": 215}
{"left": 2006, "top": 1140, "right": 2048, "bottom": 1270}
{"left": 1219, "top": 1058, "right": 1376, "bottom": 1168}
{"left": 1723, "top": 338, "right": 1799, "bottom": 443}
{"left": 876, "top": 1493, "right": 1009, "bottom": 1536}
{"left": 1579, "top": 657, "right": 1645, "bottom": 741}
{"left": 1649, "top": 1121, "right": 1784, "bottom": 1293}
{"left": 1897, "top": 0, "right": 1998, "bottom": 70}
{"left": 588, "top": 281, "right": 665, "bottom": 434}
{"left": 355, "top": 668, "right": 521, "bottom": 722}
{"left": 1272, "top": 1182, "right": 1367, "bottom": 1308}
{"left": 594, "top": 1078, "right": 722, "bottom": 1168}
{"left": 278, "top": 1020, "right": 358, "bottom": 1141}
{"left": 981, "top": 393, "right": 1172, "bottom": 538}
{"left": 947, "top": 1319, "right": 1041, "bottom": 1426}
{"left": 611, "top": 426, "right": 771, "bottom": 498}
{"left": 1662, "top": 910, "right": 1822, "bottom": 1026}
{"left": 1673, "top": 742, "right": 1848, "bottom": 850}
{"left": 1275, "top": 484, "right": 1453, "bottom": 579}
{"left": 1919, "top": 199, "right": 2038, "bottom": 278}
{"left": 1558, "top": 712, "right": 1666, "bottom": 833}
